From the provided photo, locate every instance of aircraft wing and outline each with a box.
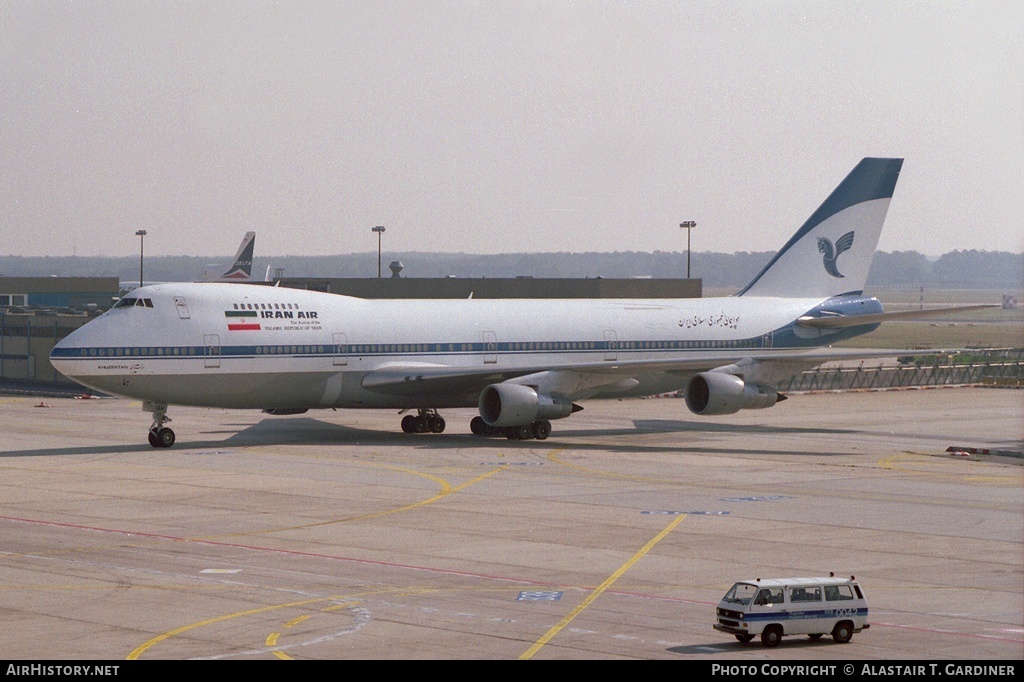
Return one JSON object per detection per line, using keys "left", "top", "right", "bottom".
{"left": 360, "top": 347, "right": 916, "bottom": 399}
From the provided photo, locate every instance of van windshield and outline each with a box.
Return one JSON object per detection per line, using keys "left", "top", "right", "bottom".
{"left": 722, "top": 582, "right": 759, "bottom": 605}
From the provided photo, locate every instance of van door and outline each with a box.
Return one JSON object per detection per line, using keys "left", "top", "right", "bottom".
{"left": 786, "top": 585, "right": 825, "bottom": 636}
{"left": 749, "top": 586, "right": 786, "bottom": 635}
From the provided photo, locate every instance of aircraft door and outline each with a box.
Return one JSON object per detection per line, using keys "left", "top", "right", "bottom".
{"left": 483, "top": 330, "right": 497, "bottom": 364}
{"left": 604, "top": 330, "right": 618, "bottom": 361}
{"left": 333, "top": 332, "right": 348, "bottom": 366}
{"left": 174, "top": 297, "right": 191, "bottom": 319}
{"left": 204, "top": 334, "right": 221, "bottom": 368}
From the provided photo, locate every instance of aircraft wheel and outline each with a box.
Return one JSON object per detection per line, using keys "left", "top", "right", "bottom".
{"left": 401, "top": 415, "right": 416, "bottom": 433}
{"left": 832, "top": 621, "right": 853, "bottom": 644}
{"left": 429, "top": 416, "right": 446, "bottom": 433}
{"left": 505, "top": 424, "right": 531, "bottom": 440}
{"left": 414, "top": 416, "right": 429, "bottom": 433}
{"left": 761, "top": 624, "right": 782, "bottom": 648}
{"left": 156, "top": 428, "right": 175, "bottom": 448}
{"left": 148, "top": 430, "right": 159, "bottom": 448}
{"left": 470, "top": 416, "right": 487, "bottom": 435}
{"left": 532, "top": 420, "right": 551, "bottom": 440}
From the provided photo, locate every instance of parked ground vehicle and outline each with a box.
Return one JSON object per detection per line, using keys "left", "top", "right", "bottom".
{"left": 713, "top": 576, "right": 869, "bottom": 647}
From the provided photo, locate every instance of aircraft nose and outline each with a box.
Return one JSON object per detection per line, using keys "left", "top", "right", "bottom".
{"left": 50, "top": 326, "right": 87, "bottom": 374}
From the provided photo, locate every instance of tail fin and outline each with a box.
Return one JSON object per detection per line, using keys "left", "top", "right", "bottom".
{"left": 220, "top": 231, "right": 255, "bottom": 280}
{"left": 738, "top": 158, "right": 903, "bottom": 298}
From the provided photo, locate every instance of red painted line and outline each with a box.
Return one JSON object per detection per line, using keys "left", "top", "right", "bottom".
{"left": 871, "top": 621, "right": 1024, "bottom": 643}
{"left": 0, "top": 514, "right": 541, "bottom": 586}
{"left": 227, "top": 323, "right": 260, "bottom": 331}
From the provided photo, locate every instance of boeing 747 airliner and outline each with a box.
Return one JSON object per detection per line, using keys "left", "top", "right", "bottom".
{"left": 50, "top": 158, "right": 985, "bottom": 447}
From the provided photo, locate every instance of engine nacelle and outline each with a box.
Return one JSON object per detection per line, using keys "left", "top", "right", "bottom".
{"left": 478, "top": 383, "right": 575, "bottom": 427}
{"left": 684, "top": 372, "right": 784, "bottom": 416}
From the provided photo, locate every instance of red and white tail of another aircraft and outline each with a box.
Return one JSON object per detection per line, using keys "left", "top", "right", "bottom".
{"left": 51, "top": 159, "right": 994, "bottom": 448}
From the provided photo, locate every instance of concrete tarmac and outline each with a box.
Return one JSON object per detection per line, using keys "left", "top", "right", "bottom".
{"left": 1, "top": 387, "right": 1021, "bottom": 660}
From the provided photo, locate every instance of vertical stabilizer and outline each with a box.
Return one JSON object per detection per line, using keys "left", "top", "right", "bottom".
{"left": 738, "top": 158, "right": 903, "bottom": 298}
{"left": 220, "top": 231, "right": 256, "bottom": 280}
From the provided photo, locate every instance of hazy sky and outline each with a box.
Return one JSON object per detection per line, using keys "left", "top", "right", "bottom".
{"left": 1, "top": 1, "right": 1022, "bottom": 259}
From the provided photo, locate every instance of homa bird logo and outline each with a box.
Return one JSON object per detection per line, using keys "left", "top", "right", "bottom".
{"left": 817, "top": 231, "right": 855, "bottom": 278}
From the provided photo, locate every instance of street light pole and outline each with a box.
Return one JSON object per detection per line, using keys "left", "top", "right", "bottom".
{"left": 372, "top": 226, "right": 385, "bottom": 278}
{"left": 679, "top": 221, "right": 696, "bottom": 278}
{"left": 135, "top": 229, "right": 147, "bottom": 287}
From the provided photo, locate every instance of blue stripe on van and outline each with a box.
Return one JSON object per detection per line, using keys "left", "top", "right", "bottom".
{"left": 743, "top": 607, "right": 868, "bottom": 623}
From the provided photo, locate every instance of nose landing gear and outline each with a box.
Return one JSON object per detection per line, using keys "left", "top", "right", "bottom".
{"left": 144, "top": 402, "right": 175, "bottom": 448}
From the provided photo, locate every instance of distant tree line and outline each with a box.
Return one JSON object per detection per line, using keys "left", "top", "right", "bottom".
{"left": 0, "top": 249, "right": 1020, "bottom": 290}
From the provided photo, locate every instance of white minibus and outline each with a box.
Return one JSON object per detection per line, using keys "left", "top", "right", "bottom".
{"left": 713, "top": 576, "right": 869, "bottom": 647}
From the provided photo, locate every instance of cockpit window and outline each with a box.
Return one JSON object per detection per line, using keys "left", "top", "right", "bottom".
{"left": 114, "top": 297, "right": 153, "bottom": 309}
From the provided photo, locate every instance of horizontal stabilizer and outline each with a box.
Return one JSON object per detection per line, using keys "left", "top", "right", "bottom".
{"left": 797, "top": 304, "right": 1000, "bottom": 329}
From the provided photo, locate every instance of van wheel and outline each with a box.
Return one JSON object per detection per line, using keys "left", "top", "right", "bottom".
{"left": 761, "top": 624, "right": 783, "bottom": 647}
{"left": 735, "top": 634, "right": 754, "bottom": 644}
{"left": 808, "top": 633, "right": 824, "bottom": 640}
{"left": 832, "top": 621, "right": 853, "bottom": 643}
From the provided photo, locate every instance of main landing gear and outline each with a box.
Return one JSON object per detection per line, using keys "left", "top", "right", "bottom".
{"left": 470, "top": 416, "right": 551, "bottom": 440}
{"left": 400, "top": 408, "right": 446, "bottom": 434}
{"left": 146, "top": 402, "right": 175, "bottom": 448}
{"left": 398, "top": 411, "right": 552, "bottom": 440}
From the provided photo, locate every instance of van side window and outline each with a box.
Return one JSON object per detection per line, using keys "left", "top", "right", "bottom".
{"left": 825, "top": 584, "right": 855, "bottom": 601}
{"left": 789, "top": 586, "right": 822, "bottom": 602}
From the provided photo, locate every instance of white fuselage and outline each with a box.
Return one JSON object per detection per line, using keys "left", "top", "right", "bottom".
{"left": 50, "top": 282, "right": 825, "bottom": 410}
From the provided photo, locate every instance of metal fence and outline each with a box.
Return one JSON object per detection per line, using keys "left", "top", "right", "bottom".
{"left": 778, "top": 349, "right": 1024, "bottom": 392}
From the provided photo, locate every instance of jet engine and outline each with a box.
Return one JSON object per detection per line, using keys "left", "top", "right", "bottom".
{"left": 684, "top": 372, "right": 785, "bottom": 416}
{"left": 478, "top": 383, "right": 576, "bottom": 427}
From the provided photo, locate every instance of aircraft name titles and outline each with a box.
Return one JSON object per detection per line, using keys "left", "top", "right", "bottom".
{"left": 258, "top": 310, "right": 319, "bottom": 319}
{"left": 679, "top": 312, "right": 740, "bottom": 330}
